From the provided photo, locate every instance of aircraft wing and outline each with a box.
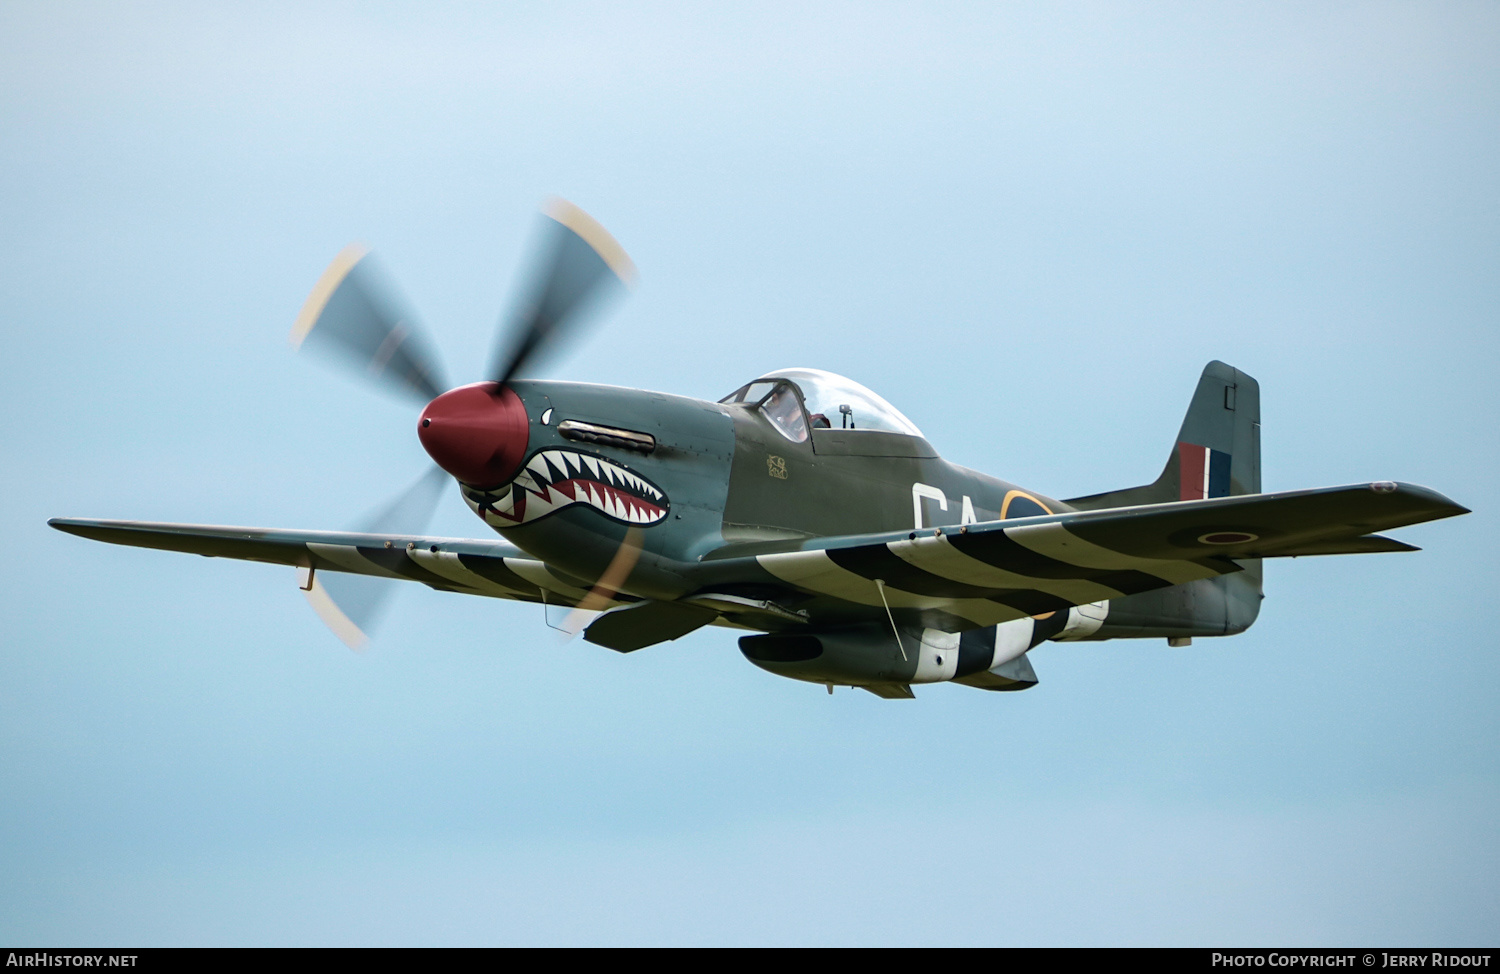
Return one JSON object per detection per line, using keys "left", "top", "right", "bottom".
{"left": 708, "top": 482, "right": 1468, "bottom": 629}
{"left": 47, "top": 517, "right": 602, "bottom": 647}
{"left": 51, "top": 481, "right": 1466, "bottom": 645}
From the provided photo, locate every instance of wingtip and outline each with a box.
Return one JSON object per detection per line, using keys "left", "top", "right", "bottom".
{"left": 1385, "top": 482, "right": 1470, "bottom": 519}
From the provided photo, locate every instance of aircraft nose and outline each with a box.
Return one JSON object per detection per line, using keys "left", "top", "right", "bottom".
{"left": 418, "top": 382, "right": 530, "bottom": 487}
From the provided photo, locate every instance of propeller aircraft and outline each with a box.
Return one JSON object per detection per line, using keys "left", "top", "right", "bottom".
{"left": 50, "top": 200, "right": 1470, "bottom": 699}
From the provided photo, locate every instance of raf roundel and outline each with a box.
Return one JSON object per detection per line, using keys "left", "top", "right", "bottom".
{"left": 1198, "top": 531, "right": 1259, "bottom": 545}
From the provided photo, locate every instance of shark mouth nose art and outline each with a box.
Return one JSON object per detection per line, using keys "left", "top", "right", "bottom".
{"left": 461, "top": 448, "right": 669, "bottom": 528}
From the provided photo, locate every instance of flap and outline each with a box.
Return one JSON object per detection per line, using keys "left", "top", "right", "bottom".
{"left": 1263, "top": 534, "right": 1419, "bottom": 556}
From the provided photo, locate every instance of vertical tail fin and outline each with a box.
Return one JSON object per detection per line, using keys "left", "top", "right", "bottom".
{"left": 1169, "top": 359, "right": 1261, "bottom": 500}
{"left": 1063, "top": 361, "right": 1264, "bottom": 639}
{"left": 1065, "top": 360, "right": 1260, "bottom": 510}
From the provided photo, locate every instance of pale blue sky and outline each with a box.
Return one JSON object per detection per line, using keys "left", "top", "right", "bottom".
{"left": 2, "top": 1, "right": 1497, "bottom": 945}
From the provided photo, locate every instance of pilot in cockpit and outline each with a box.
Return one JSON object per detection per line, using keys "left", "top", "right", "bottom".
{"left": 760, "top": 384, "right": 810, "bottom": 442}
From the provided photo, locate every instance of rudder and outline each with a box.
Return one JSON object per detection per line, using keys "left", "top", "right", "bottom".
{"left": 1066, "top": 360, "right": 1261, "bottom": 510}
{"left": 1062, "top": 361, "right": 1264, "bottom": 640}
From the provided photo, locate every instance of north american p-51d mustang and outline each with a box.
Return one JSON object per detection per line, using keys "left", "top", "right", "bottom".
{"left": 51, "top": 201, "right": 1469, "bottom": 698}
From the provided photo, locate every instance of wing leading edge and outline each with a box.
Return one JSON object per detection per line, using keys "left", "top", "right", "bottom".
{"left": 47, "top": 517, "right": 601, "bottom": 648}
{"left": 50, "top": 481, "right": 1466, "bottom": 648}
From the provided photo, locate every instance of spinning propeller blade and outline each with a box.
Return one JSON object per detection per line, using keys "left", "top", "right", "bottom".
{"left": 490, "top": 198, "right": 636, "bottom": 387}
{"left": 559, "top": 527, "right": 645, "bottom": 638}
{"left": 290, "top": 244, "right": 449, "bottom": 404}
{"left": 303, "top": 466, "right": 449, "bottom": 650}
{"left": 291, "top": 199, "right": 636, "bottom": 649}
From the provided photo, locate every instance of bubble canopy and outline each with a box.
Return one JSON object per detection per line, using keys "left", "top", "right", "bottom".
{"left": 719, "top": 367, "right": 924, "bottom": 438}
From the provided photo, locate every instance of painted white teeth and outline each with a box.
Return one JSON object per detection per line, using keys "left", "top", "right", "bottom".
{"left": 469, "top": 448, "right": 666, "bottom": 527}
